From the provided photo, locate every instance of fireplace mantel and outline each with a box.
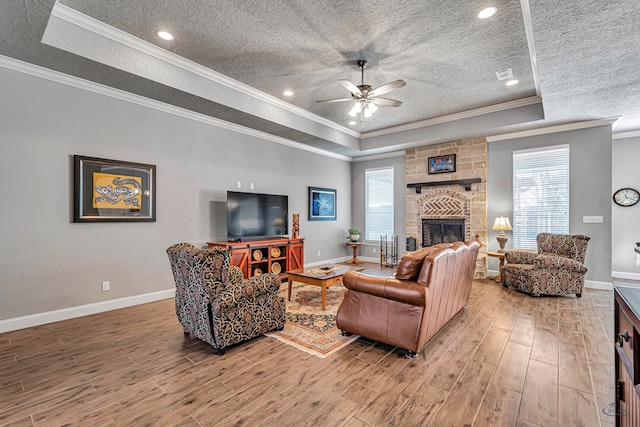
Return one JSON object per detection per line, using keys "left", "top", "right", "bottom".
{"left": 407, "top": 178, "right": 482, "bottom": 193}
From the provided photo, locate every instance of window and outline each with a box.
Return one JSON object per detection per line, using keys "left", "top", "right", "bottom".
{"left": 365, "top": 167, "right": 394, "bottom": 241}
{"left": 512, "top": 145, "right": 569, "bottom": 249}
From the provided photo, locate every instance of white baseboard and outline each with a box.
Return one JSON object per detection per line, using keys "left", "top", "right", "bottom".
{"left": 612, "top": 271, "right": 640, "bottom": 281}
{"left": 488, "top": 269, "right": 612, "bottom": 291}
{"left": 306, "top": 256, "right": 391, "bottom": 267}
{"left": 358, "top": 256, "right": 382, "bottom": 264}
{"left": 584, "top": 280, "right": 613, "bottom": 291}
{"left": 0, "top": 289, "right": 175, "bottom": 333}
{"left": 306, "top": 256, "right": 351, "bottom": 267}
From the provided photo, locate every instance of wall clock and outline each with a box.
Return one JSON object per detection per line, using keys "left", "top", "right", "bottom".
{"left": 613, "top": 187, "right": 640, "bottom": 207}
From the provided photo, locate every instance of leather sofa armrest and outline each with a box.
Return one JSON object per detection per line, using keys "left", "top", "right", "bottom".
{"left": 534, "top": 255, "right": 588, "bottom": 273}
{"left": 505, "top": 250, "right": 538, "bottom": 264}
{"left": 343, "top": 271, "right": 426, "bottom": 307}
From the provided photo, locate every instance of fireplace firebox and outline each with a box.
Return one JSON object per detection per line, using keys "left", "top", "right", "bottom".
{"left": 422, "top": 219, "right": 465, "bottom": 247}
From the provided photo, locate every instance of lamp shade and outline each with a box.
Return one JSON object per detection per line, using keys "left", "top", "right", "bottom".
{"left": 491, "top": 216, "right": 512, "bottom": 231}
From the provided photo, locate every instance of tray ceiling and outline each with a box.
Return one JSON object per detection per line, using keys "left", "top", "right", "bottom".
{"left": 1, "top": 0, "right": 639, "bottom": 158}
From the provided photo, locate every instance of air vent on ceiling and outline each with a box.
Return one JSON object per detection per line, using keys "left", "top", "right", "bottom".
{"left": 495, "top": 68, "right": 514, "bottom": 81}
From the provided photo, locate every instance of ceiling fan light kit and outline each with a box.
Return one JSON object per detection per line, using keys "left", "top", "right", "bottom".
{"left": 317, "top": 59, "right": 406, "bottom": 122}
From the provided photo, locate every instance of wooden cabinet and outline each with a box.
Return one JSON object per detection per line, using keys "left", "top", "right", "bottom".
{"left": 208, "top": 238, "right": 304, "bottom": 279}
{"left": 614, "top": 285, "right": 640, "bottom": 426}
{"left": 288, "top": 239, "right": 304, "bottom": 271}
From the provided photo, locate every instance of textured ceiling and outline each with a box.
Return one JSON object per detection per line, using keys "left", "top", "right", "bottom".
{"left": 1, "top": 0, "right": 639, "bottom": 158}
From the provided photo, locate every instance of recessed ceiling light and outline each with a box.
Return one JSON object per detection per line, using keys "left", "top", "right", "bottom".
{"left": 348, "top": 121, "right": 357, "bottom": 126}
{"left": 283, "top": 90, "right": 294, "bottom": 97}
{"left": 156, "top": 30, "right": 174, "bottom": 41}
{"left": 478, "top": 7, "right": 497, "bottom": 19}
{"left": 505, "top": 79, "right": 519, "bottom": 86}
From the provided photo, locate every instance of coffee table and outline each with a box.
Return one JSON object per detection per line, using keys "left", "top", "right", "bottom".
{"left": 287, "top": 266, "right": 364, "bottom": 310}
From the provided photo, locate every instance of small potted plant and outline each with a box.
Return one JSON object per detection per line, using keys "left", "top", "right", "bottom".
{"left": 348, "top": 229, "right": 361, "bottom": 242}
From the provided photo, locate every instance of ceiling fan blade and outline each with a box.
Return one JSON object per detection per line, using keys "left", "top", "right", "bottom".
{"left": 370, "top": 97, "right": 403, "bottom": 107}
{"left": 316, "top": 98, "right": 353, "bottom": 103}
{"left": 339, "top": 79, "right": 363, "bottom": 96}
{"left": 369, "top": 79, "right": 406, "bottom": 97}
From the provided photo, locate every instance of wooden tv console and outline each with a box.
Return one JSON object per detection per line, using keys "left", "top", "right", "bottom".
{"left": 207, "top": 237, "right": 304, "bottom": 279}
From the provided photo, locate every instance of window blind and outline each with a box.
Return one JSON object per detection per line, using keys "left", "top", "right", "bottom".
{"left": 512, "top": 145, "right": 570, "bottom": 249}
{"left": 365, "top": 167, "right": 394, "bottom": 241}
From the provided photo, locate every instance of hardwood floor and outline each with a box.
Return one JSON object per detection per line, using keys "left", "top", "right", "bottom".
{"left": 0, "top": 274, "right": 615, "bottom": 426}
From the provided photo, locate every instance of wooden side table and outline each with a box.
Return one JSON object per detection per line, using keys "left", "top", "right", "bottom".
{"left": 486, "top": 251, "right": 506, "bottom": 283}
{"left": 345, "top": 242, "right": 365, "bottom": 264}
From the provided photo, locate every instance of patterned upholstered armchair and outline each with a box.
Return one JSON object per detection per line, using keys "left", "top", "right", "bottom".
{"left": 501, "top": 233, "right": 590, "bottom": 297}
{"left": 166, "top": 243, "right": 285, "bottom": 354}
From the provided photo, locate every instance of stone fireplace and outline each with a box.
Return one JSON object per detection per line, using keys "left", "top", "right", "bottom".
{"left": 405, "top": 138, "right": 488, "bottom": 278}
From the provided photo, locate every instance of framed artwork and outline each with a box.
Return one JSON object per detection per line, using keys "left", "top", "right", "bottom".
{"left": 428, "top": 154, "right": 456, "bottom": 174}
{"left": 73, "top": 155, "right": 156, "bottom": 222}
{"left": 308, "top": 187, "right": 336, "bottom": 221}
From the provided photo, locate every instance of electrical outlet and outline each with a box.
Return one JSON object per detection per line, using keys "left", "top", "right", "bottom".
{"left": 250, "top": 182, "right": 254, "bottom": 190}
{"left": 317, "top": 250, "right": 321, "bottom": 256}
{"left": 236, "top": 181, "right": 241, "bottom": 189}
{"left": 102, "top": 281, "right": 110, "bottom": 292}
{"left": 372, "top": 247, "right": 377, "bottom": 253}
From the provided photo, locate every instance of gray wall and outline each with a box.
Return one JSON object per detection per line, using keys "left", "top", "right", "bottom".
{"left": 0, "top": 67, "right": 352, "bottom": 321}
{"left": 612, "top": 135, "right": 640, "bottom": 278}
{"left": 487, "top": 125, "right": 613, "bottom": 283}
{"left": 1, "top": 63, "right": 626, "bottom": 324}
{"left": 350, "top": 155, "right": 406, "bottom": 262}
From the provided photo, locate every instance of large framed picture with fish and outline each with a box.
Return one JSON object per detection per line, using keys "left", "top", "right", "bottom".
{"left": 73, "top": 155, "right": 156, "bottom": 222}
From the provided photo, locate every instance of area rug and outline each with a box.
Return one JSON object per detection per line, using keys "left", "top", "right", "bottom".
{"left": 266, "top": 281, "right": 359, "bottom": 358}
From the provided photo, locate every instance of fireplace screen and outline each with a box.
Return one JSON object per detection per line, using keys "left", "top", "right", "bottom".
{"left": 422, "top": 219, "right": 465, "bottom": 247}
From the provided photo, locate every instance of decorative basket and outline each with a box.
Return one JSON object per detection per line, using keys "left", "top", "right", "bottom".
{"left": 271, "top": 262, "right": 281, "bottom": 274}
{"left": 270, "top": 247, "right": 281, "bottom": 258}
{"left": 253, "top": 250, "right": 263, "bottom": 261}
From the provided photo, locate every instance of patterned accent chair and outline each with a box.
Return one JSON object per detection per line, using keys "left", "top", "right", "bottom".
{"left": 501, "top": 233, "right": 590, "bottom": 297}
{"left": 166, "top": 243, "right": 285, "bottom": 354}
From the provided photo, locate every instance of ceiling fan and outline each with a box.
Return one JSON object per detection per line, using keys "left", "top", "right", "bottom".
{"left": 317, "top": 60, "right": 406, "bottom": 119}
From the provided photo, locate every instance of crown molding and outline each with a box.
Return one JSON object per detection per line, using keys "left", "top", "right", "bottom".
{"left": 351, "top": 151, "right": 406, "bottom": 162}
{"left": 361, "top": 96, "right": 542, "bottom": 139}
{"left": 487, "top": 117, "right": 619, "bottom": 142}
{"left": 50, "top": 2, "right": 361, "bottom": 140}
{"left": 0, "top": 55, "right": 352, "bottom": 162}
{"left": 613, "top": 130, "right": 640, "bottom": 140}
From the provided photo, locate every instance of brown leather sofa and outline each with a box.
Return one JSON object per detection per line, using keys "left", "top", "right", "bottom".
{"left": 336, "top": 240, "right": 480, "bottom": 357}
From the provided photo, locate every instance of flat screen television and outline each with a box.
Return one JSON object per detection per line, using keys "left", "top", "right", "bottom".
{"left": 227, "top": 191, "right": 288, "bottom": 241}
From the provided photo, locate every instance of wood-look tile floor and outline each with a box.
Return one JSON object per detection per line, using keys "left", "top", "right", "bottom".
{"left": 0, "top": 273, "right": 615, "bottom": 426}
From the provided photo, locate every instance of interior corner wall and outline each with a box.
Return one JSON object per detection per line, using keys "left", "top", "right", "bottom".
{"left": 487, "top": 125, "right": 613, "bottom": 283}
{"left": 351, "top": 155, "right": 406, "bottom": 261}
{"left": 0, "top": 67, "right": 352, "bottom": 322}
{"left": 612, "top": 135, "right": 640, "bottom": 279}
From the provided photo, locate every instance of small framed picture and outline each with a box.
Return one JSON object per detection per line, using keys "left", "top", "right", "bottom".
{"left": 428, "top": 154, "right": 456, "bottom": 174}
{"left": 308, "top": 187, "right": 336, "bottom": 221}
{"left": 74, "top": 155, "right": 156, "bottom": 222}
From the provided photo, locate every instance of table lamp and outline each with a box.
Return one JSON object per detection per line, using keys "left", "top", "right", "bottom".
{"left": 492, "top": 216, "right": 512, "bottom": 253}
